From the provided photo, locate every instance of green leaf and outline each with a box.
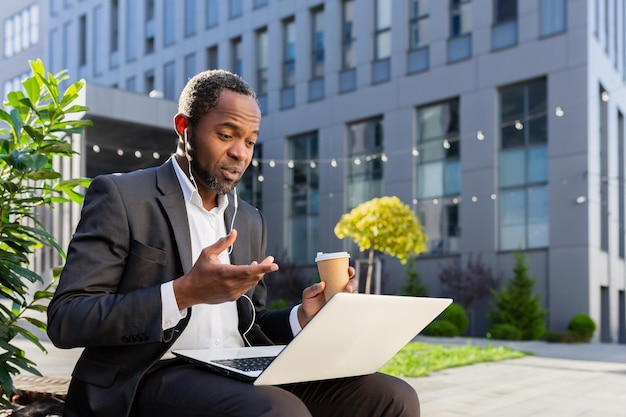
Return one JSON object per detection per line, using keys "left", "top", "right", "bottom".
{"left": 9, "top": 109, "right": 23, "bottom": 140}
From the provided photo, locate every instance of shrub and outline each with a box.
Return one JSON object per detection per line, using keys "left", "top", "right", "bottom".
{"left": 545, "top": 330, "right": 578, "bottom": 344}
{"left": 488, "top": 250, "right": 546, "bottom": 340}
{"left": 488, "top": 323, "right": 522, "bottom": 341}
{"left": 439, "top": 303, "right": 469, "bottom": 335}
{"left": 422, "top": 319, "right": 459, "bottom": 337}
{"left": 567, "top": 314, "right": 596, "bottom": 342}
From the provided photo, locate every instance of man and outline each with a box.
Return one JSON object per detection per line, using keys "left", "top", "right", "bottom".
{"left": 47, "top": 70, "right": 419, "bottom": 417}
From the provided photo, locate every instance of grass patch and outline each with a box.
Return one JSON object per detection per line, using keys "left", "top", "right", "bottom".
{"left": 380, "top": 342, "right": 527, "bottom": 378}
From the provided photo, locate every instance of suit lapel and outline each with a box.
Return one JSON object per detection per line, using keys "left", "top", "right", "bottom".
{"left": 155, "top": 159, "right": 193, "bottom": 274}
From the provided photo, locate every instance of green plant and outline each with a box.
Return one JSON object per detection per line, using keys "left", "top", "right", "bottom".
{"left": 488, "top": 250, "right": 546, "bottom": 340}
{"left": 567, "top": 314, "right": 596, "bottom": 342}
{"left": 0, "top": 59, "right": 91, "bottom": 405}
{"left": 422, "top": 319, "right": 459, "bottom": 337}
{"left": 401, "top": 256, "right": 428, "bottom": 297}
{"left": 487, "top": 323, "right": 522, "bottom": 340}
{"left": 334, "top": 196, "right": 428, "bottom": 293}
{"left": 439, "top": 303, "right": 469, "bottom": 335}
{"left": 438, "top": 254, "right": 501, "bottom": 310}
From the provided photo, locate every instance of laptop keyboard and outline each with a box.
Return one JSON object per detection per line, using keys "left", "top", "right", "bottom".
{"left": 213, "top": 356, "right": 274, "bottom": 372}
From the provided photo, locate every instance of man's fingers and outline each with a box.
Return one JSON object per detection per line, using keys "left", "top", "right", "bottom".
{"left": 203, "top": 230, "right": 238, "bottom": 257}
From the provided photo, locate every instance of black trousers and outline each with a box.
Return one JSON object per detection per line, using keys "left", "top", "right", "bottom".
{"left": 132, "top": 361, "right": 420, "bottom": 417}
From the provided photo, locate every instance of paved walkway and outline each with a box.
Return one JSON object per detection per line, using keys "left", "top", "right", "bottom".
{"left": 12, "top": 336, "right": 626, "bottom": 416}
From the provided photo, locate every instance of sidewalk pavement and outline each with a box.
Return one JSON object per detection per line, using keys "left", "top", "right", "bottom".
{"left": 12, "top": 336, "right": 626, "bottom": 416}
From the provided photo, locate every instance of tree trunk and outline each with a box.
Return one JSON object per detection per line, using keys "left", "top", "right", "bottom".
{"left": 365, "top": 247, "right": 375, "bottom": 294}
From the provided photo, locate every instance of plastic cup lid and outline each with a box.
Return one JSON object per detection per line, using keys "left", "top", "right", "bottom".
{"left": 315, "top": 251, "right": 351, "bottom": 262}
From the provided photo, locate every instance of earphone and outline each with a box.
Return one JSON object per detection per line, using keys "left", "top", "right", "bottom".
{"left": 183, "top": 128, "right": 197, "bottom": 188}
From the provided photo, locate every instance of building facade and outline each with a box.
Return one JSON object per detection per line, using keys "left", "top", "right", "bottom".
{"left": 2, "top": 0, "right": 626, "bottom": 342}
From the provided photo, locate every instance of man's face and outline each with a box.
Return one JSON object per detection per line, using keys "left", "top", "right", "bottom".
{"left": 187, "top": 90, "right": 261, "bottom": 195}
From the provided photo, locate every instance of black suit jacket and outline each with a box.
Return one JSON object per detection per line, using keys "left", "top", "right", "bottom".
{"left": 47, "top": 159, "right": 292, "bottom": 417}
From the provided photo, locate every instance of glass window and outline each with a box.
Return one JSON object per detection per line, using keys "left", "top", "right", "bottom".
{"left": 145, "top": 0, "right": 155, "bottom": 54}
{"left": 311, "top": 7, "right": 324, "bottom": 79}
{"left": 93, "top": 6, "right": 102, "bottom": 74}
{"left": 540, "top": 0, "right": 567, "bottom": 36}
{"left": 229, "top": 0, "right": 243, "bottom": 18}
{"left": 498, "top": 78, "right": 548, "bottom": 250}
{"left": 79, "top": 14, "right": 87, "bottom": 66}
{"left": 348, "top": 118, "right": 384, "bottom": 208}
{"left": 184, "top": 0, "right": 196, "bottom": 37}
{"left": 416, "top": 99, "right": 461, "bottom": 255}
{"left": 409, "top": 0, "right": 429, "bottom": 50}
{"left": 374, "top": 0, "right": 391, "bottom": 60}
{"left": 495, "top": 0, "right": 517, "bottom": 22}
{"left": 239, "top": 144, "right": 263, "bottom": 211}
{"left": 288, "top": 132, "right": 319, "bottom": 265}
{"left": 207, "top": 45, "right": 218, "bottom": 69}
{"left": 3, "top": 4, "right": 40, "bottom": 58}
{"left": 450, "top": 0, "right": 471, "bottom": 37}
{"left": 126, "top": 0, "right": 137, "bottom": 61}
{"left": 164, "top": 0, "right": 176, "bottom": 46}
{"left": 230, "top": 37, "right": 242, "bottom": 76}
{"left": 255, "top": 28, "right": 268, "bottom": 95}
{"left": 164, "top": 61, "right": 176, "bottom": 100}
{"left": 341, "top": 0, "right": 356, "bottom": 70}
{"left": 206, "top": 0, "right": 219, "bottom": 28}
{"left": 282, "top": 18, "right": 296, "bottom": 88}
{"left": 184, "top": 53, "right": 196, "bottom": 83}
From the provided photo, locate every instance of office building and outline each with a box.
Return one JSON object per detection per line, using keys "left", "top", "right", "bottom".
{"left": 2, "top": 0, "right": 625, "bottom": 341}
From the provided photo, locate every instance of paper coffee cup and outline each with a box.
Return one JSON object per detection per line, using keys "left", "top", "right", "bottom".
{"left": 315, "top": 251, "right": 351, "bottom": 301}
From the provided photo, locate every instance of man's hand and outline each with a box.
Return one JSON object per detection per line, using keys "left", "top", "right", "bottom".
{"left": 173, "top": 230, "right": 278, "bottom": 310}
{"left": 297, "top": 266, "right": 357, "bottom": 328}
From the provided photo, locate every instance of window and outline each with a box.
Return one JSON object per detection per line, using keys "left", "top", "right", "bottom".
{"left": 416, "top": 99, "right": 461, "bottom": 255}
{"left": 206, "top": 45, "right": 218, "bottom": 69}
{"left": 339, "top": 0, "right": 356, "bottom": 92}
{"left": 255, "top": 28, "right": 268, "bottom": 113}
{"left": 408, "top": 0, "right": 429, "bottom": 73}
{"left": 164, "top": 61, "right": 176, "bottom": 100}
{"left": 287, "top": 133, "right": 319, "bottom": 265}
{"left": 110, "top": 0, "right": 120, "bottom": 68}
{"left": 184, "top": 0, "right": 196, "bottom": 37}
{"left": 229, "top": 0, "right": 243, "bottom": 19}
{"left": 164, "top": 0, "right": 176, "bottom": 46}
{"left": 126, "top": 0, "right": 137, "bottom": 61}
{"left": 619, "top": 111, "right": 625, "bottom": 259}
{"left": 498, "top": 78, "right": 548, "bottom": 250}
{"left": 79, "top": 14, "right": 87, "bottom": 67}
{"left": 126, "top": 76, "right": 136, "bottom": 92}
{"left": 341, "top": 0, "right": 355, "bottom": 70}
{"left": 184, "top": 53, "right": 196, "bottom": 83}
{"left": 3, "top": 4, "right": 40, "bottom": 58}
{"left": 309, "top": 7, "right": 324, "bottom": 101}
{"left": 281, "top": 17, "right": 296, "bottom": 109}
{"left": 492, "top": 0, "right": 518, "bottom": 50}
{"left": 230, "top": 37, "right": 242, "bottom": 76}
{"left": 540, "top": 0, "right": 567, "bottom": 36}
{"left": 145, "top": 0, "right": 155, "bottom": 54}
{"left": 239, "top": 144, "right": 263, "bottom": 211}
{"left": 144, "top": 69, "right": 155, "bottom": 95}
{"left": 311, "top": 8, "right": 324, "bottom": 79}
{"left": 372, "top": 0, "right": 391, "bottom": 83}
{"left": 206, "top": 0, "right": 219, "bottom": 28}
{"left": 254, "top": 0, "right": 268, "bottom": 8}
{"left": 94, "top": 6, "right": 103, "bottom": 75}
{"left": 600, "top": 85, "right": 609, "bottom": 252}
{"left": 348, "top": 118, "right": 384, "bottom": 208}
{"left": 448, "top": 0, "right": 471, "bottom": 62}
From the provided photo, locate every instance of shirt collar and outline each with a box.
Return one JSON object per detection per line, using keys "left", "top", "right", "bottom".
{"left": 172, "top": 157, "right": 229, "bottom": 213}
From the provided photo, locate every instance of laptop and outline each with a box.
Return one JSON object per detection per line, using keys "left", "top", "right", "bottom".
{"left": 173, "top": 293, "right": 452, "bottom": 386}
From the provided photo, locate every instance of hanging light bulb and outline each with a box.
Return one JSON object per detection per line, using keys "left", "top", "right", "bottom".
{"left": 476, "top": 130, "right": 485, "bottom": 140}
{"left": 269, "top": 160, "right": 276, "bottom": 167}
{"left": 92, "top": 145, "right": 101, "bottom": 153}
{"left": 555, "top": 106, "right": 564, "bottom": 117}
{"left": 287, "top": 160, "right": 294, "bottom": 168}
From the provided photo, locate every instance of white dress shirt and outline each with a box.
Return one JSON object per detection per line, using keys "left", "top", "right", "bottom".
{"left": 160, "top": 159, "right": 302, "bottom": 359}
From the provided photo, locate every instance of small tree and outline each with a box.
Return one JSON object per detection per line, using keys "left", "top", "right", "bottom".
{"left": 488, "top": 250, "right": 547, "bottom": 340}
{"left": 0, "top": 60, "right": 91, "bottom": 404}
{"left": 402, "top": 256, "right": 428, "bottom": 297}
{"left": 438, "top": 254, "right": 501, "bottom": 310}
{"left": 334, "top": 196, "right": 428, "bottom": 294}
